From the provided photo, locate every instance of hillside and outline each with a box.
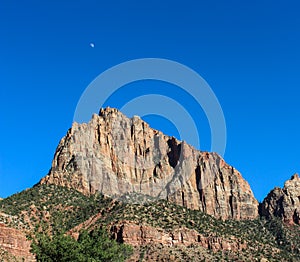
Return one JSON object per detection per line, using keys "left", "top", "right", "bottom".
{"left": 0, "top": 184, "right": 299, "bottom": 261}
{"left": 0, "top": 108, "right": 299, "bottom": 261}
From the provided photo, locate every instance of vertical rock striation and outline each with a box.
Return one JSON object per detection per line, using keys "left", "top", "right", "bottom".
{"left": 40, "top": 107, "right": 258, "bottom": 220}
{"left": 260, "top": 174, "right": 300, "bottom": 224}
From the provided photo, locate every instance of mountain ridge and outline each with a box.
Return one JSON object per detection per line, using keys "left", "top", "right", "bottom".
{"left": 40, "top": 107, "right": 258, "bottom": 220}
{"left": 260, "top": 173, "right": 300, "bottom": 225}
{"left": 1, "top": 183, "right": 299, "bottom": 261}
{"left": 0, "top": 107, "right": 299, "bottom": 261}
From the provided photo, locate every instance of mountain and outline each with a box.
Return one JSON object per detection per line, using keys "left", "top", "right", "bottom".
{"left": 0, "top": 107, "right": 299, "bottom": 261}
{"left": 40, "top": 107, "right": 258, "bottom": 220}
{"left": 1, "top": 184, "right": 299, "bottom": 261}
{"left": 260, "top": 174, "right": 300, "bottom": 225}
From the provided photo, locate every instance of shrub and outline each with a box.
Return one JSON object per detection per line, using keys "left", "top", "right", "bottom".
{"left": 31, "top": 228, "right": 133, "bottom": 262}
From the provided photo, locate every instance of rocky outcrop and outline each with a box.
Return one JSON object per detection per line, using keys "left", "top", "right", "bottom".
{"left": 260, "top": 174, "right": 300, "bottom": 225}
{"left": 110, "top": 221, "right": 247, "bottom": 252}
{"left": 40, "top": 107, "right": 258, "bottom": 220}
{"left": 0, "top": 223, "right": 35, "bottom": 261}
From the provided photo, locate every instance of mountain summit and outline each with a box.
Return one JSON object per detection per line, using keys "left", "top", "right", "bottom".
{"left": 1, "top": 107, "right": 300, "bottom": 261}
{"left": 40, "top": 107, "right": 258, "bottom": 220}
{"left": 260, "top": 173, "right": 300, "bottom": 224}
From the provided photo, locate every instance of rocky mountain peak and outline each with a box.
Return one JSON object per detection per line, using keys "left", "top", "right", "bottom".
{"left": 40, "top": 107, "right": 258, "bottom": 220}
{"left": 290, "top": 173, "right": 299, "bottom": 181}
{"left": 260, "top": 173, "right": 300, "bottom": 224}
{"left": 99, "top": 106, "right": 127, "bottom": 118}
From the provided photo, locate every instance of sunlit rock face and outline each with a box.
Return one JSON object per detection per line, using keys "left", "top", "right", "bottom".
{"left": 41, "top": 107, "right": 258, "bottom": 220}
{"left": 260, "top": 174, "right": 300, "bottom": 225}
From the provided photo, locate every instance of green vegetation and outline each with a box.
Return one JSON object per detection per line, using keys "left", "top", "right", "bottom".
{"left": 94, "top": 195, "right": 300, "bottom": 261}
{"left": 31, "top": 228, "right": 132, "bottom": 262}
{"left": 0, "top": 184, "right": 105, "bottom": 233}
{"left": 0, "top": 185, "right": 299, "bottom": 261}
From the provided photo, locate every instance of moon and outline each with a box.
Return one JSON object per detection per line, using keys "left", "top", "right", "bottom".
{"left": 90, "top": 43, "right": 95, "bottom": 48}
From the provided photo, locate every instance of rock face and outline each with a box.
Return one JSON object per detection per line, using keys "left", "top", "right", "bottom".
{"left": 0, "top": 223, "right": 35, "bottom": 261}
{"left": 260, "top": 174, "right": 300, "bottom": 224}
{"left": 110, "top": 221, "right": 247, "bottom": 252}
{"left": 40, "top": 107, "right": 258, "bottom": 220}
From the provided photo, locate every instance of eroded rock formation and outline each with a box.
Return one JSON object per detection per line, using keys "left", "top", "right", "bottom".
{"left": 110, "top": 221, "right": 247, "bottom": 252}
{"left": 260, "top": 174, "right": 300, "bottom": 224}
{"left": 40, "top": 107, "right": 258, "bottom": 220}
{"left": 0, "top": 223, "right": 35, "bottom": 261}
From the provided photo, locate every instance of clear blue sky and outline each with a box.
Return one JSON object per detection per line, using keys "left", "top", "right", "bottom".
{"left": 1, "top": 1, "right": 300, "bottom": 201}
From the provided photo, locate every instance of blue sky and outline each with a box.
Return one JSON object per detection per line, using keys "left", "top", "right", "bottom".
{"left": 1, "top": 1, "right": 300, "bottom": 201}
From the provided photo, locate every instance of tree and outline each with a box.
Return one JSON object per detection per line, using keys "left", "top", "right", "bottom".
{"left": 31, "top": 228, "right": 133, "bottom": 262}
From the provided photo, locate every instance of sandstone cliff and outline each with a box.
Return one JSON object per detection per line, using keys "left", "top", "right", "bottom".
{"left": 109, "top": 221, "right": 247, "bottom": 252}
{"left": 40, "top": 107, "right": 258, "bottom": 220}
{"left": 0, "top": 223, "right": 35, "bottom": 261}
{"left": 260, "top": 174, "right": 300, "bottom": 225}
